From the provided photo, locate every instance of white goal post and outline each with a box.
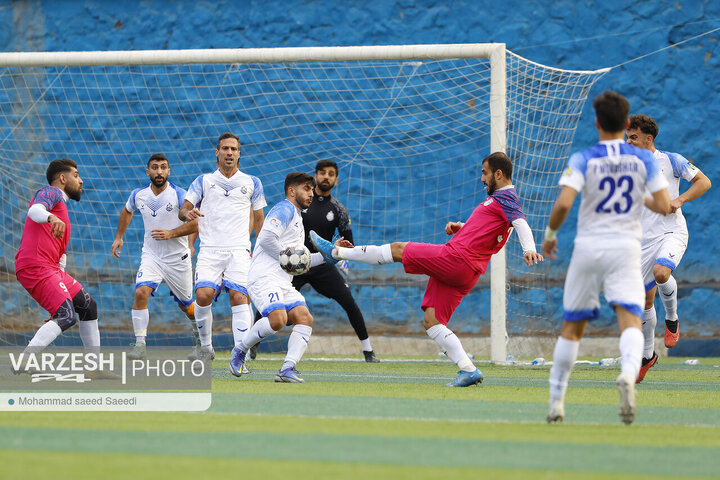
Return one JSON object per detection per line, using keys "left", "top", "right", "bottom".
{"left": 0, "top": 44, "right": 607, "bottom": 361}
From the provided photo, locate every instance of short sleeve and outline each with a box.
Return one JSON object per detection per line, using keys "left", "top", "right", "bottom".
{"left": 125, "top": 187, "right": 142, "bottom": 212}
{"left": 250, "top": 176, "right": 267, "bottom": 210}
{"left": 31, "top": 186, "right": 64, "bottom": 210}
{"left": 184, "top": 175, "right": 205, "bottom": 206}
{"left": 665, "top": 151, "right": 700, "bottom": 182}
{"left": 264, "top": 201, "right": 295, "bottom": 236}
{"left": 558, "top": 152, "right": 586, "bottom": 192}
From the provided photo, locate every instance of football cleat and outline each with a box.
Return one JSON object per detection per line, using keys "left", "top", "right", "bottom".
{"left": 249, "top": 343, "right": 258, "bottom": 360}
{"left": 363, "top": 350, "right": 380, "bottom": 363}
{"left": 309, "top": 230, "right": 338, "bottom": 265}
{"left": 229, "top": 346, "right": 247, "bottom": 377}
{"left": 274, "top": 366, "right": 304, "bottom": 383}
{"left": 546, "top": 399, "right": 565, "bottom": 423}
{"left": 446, "top": 368, "right": 483, "bottom": 387}
{"left": 127, "top": 343, "right": 147, "bottom": 361}
{"left": 636, "top": 352, "right": 658, "bottom": 384}
{"left": 665, "top": 320, "right": 680, "bottom": 348}
{"left": 617, "top": 372, "right": 636, "bottom": 425}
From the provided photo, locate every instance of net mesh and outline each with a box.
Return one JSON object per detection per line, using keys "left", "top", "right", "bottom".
{"left": 0, "top": 49, "right": 606, "bottom": 352}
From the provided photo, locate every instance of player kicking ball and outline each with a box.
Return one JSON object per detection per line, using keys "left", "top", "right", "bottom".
{"left": 229, "top": 172, "right": 350, "bottom": 382}
{"left": 311, "top": 152, "right": 544, "bottom": 387}
{"left": 15, "top": 159, "right": 102, "bottom": 361}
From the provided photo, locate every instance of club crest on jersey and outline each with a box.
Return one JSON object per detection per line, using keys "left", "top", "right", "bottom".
{"left": 326, "top": 211, "right": 334, "bottom": 222}
{"left": 241, "top": 186, "right": 247, "bottom": 195}
{"left": 483, "top": 198, "right": 493, "bottom": 206}
{"left": 166, "top": 203, "right": 173, "bottom": 212}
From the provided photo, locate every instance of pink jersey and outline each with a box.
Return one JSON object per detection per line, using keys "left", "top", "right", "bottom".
{"left": 446, "top": 187, "right": 525, "bottom": 273}
{"left": 15, "top": 186, "right": 71, "bottom": 271}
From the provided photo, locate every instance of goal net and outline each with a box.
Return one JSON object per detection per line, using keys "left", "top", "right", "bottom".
{"left": 0, "top": 45, "right": 607, "bottom": 359}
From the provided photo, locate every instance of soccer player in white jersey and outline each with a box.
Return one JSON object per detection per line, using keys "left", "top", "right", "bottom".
{"left": 229, "top": 172, "right": 350, "bottom": 382}
{"left": 542, "top": 91, "right": 671, "bottom": 425}
{"left": 179, "top": 133, "right": 266, "bottom": 366}
{"left": 111, "top": 154, "right": 199, "bottom": 360}
{"left": 626, "top": 114, "right": 711, "bottom": 382}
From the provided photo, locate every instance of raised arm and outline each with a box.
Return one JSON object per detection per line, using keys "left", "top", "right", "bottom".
{"left": 671, "top": 171, "right": 711, "bottom": 213}
{"left": 111, "top": 207, "right": 134, "bottom": 258}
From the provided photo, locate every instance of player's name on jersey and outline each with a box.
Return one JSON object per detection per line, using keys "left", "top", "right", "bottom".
{"left": 593, "top": 162, "right": 639, "bottom": 174}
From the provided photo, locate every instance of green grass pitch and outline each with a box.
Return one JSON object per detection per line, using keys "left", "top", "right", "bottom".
{"left": 1, "top": 354, "right": 719, "bottom": 479}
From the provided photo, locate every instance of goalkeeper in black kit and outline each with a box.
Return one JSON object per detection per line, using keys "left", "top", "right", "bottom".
{"left": 294, "top": 160, "right": 379, "bottom": 362}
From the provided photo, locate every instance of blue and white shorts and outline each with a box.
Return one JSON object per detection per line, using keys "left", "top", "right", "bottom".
{"left": 194, "top": 247, "right": 251, "bottom": 296}
{"left": 563, "top": 237, "right": 644, "bottom": 321}
{"left": 248, "top": 273, "right": 307, "bottom": 318}
{"left": 136, "top": 253, "right": 193, "bottom": 306}
{"left": 641, "top": 231, "right": 688, "bottom": 292}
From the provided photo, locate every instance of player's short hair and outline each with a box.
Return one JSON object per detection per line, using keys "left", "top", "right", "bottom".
{"left": 593, "top": 91, "right": 630, "bottom": 133}
{"left": 315, "top": 159, "right": 338, "bottom": 175}
{"left": 147, "top": 153, "right": 169, "bottom": 167}
{"left": 628, "top": 114, "right": 658, "bottom": 139}
{"left": 46, "top": 158, "right": 78, "bottom": 185}
{"left": 483, "top": 152, "right": 512, "bottom": 179}
{"left": 284, "top": 171, "right": 316, "bottom": 194}
{"left": 216, "top": 132, "right": 240, "bottom": 149}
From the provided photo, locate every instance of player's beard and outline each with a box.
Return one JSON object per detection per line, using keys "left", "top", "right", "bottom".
{"left": 67, "top": 184, "right": 82, "bottom": 201}
{"left": 485, "top": 177, "right": 496, "bottom": 195}
{"left": 152, "top": 175, "right": 168, "bottom": 188}
{"left": 316, "top": 181, "right": 333, "bottom": 193}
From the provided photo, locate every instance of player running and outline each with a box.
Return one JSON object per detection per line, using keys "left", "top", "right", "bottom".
{"left": 111, "top": 153, "right": 200, "bottom": 360}
{"left": 229, "top": 172, "right": 349, "bottom": 382}
{"left": 625, "top": 114, "right": 711, "bottom": 383}
{"left": 311, "top": 152, "right": 543, "bottom": 387}
{"left": 542, "top": 92, "right": 671, "bottom": 425}
{"left": 15, "top": 159, "right": 101, "bottom": 357}
{"left": 179, "top": 133, "right": 266, "bottom": 367}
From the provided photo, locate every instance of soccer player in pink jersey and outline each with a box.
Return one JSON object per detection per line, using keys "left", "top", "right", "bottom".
{"left": 311, "top": 152, "right": 544, "bottom": 386}
{"left": 15, "top": 159, "right": 101, "bottom": 355}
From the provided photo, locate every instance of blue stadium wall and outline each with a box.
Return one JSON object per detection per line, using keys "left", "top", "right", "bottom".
{"left": 1, "top": 0, "right": 718, "bottom": 339}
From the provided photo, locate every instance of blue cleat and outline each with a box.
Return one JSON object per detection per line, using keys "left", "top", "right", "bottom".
{"left": 229, "top": 346, "right": 247, "bottom": 377}
{"left": 446, "top": 368, "right": 483, "bottom": 387}
{"left": 274, "top": 366, "right": 304, "bottom": 383}
{"left": 309, "top": 230, "right": 338, "bottom": 265}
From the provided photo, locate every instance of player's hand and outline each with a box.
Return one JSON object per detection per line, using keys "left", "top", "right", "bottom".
{"left": 185, "top": 208, "right": 205, "bottom": 221}
{"left": 445, "top": 222, "right": 462, "bottom": 235}
{"left": 523, "top": 251, "right": 544, "bottom": 266}
{"left": 338, "top": 260, "right": 350, "bottom": 275}
{"left": 151, "top": 229, "right": 172, "bottom": 240}
{"left": 49, "top": 215, "right": 66, "bottom": 238}
{"left": 111, "top": 238, "right": 123, "bottom": 258}
{"left": 541, "top": 238, "right": 558, "bottom": 259}
{"left": 669, "top": 197, "right": 683, "bottom": 214}
{"left": 334, "top": 237, "right": 354, "bottom": 248}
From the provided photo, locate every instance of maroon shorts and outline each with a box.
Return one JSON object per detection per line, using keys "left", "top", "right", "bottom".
{"left": 16, "top": 266, "right": 83, "bottom": 316}
{"left": 401, "top": 242, "right": 482, "bottom": 325}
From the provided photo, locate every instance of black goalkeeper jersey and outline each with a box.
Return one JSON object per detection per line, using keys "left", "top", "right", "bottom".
{"left": 302, "top": 193, "right": 354, "bottom": 252}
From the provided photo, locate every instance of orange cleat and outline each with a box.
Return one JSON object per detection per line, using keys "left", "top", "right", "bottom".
{"left": 665, "top": 320, "right": 680, "bottom": 348}
{"left": 636, "top": 352, "right": 658, "bottom": 384}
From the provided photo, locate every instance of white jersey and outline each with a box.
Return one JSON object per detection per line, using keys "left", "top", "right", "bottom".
{"left": 184, "top": 169, "right": 266, "bottom": 250}
{"left": 125, "top": 182, "right": 189, "bottom": 261}
{"left": 641, "top": 149, "right": 700, "bottom": 242}
{"left": 249, "top": 199, "right": 305, "bottom": 281}
{"left": 559, "top": 139, "right": 668, "bottom": 243}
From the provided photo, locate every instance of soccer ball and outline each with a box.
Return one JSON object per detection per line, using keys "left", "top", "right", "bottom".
{"left": 279, "top": 245, "right": 311, "bottom": 275}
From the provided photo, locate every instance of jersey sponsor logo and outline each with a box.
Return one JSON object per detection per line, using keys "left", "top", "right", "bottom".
{"left": 269, "top": 218, "right": 281, "bottom": 228}
{"left": 497, "top": 235, "right": 503, "bottom": 242}
{"left": 483, "top": 198, "right": 493, "bottom": 206}
{"left": 326, "top": 211, "right": 334, "bottom": 222}
{"left": 563, "top": 167, "right": 572, "bottom": 176}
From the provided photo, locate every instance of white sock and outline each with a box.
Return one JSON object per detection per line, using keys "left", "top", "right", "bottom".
{"left": 641, "top": 307, "right": 657, "bottom": 358}
{"left": 283, "top": 324, "right": 312, "bottom": 369}
{"left": 619, "top": 327, "right": 643, "bottom": 380}
{"left": 240, "top": 317, "right": 277, "bottom": 351}
{"left": 335, "top": 244, "right": 393, "bottom": 265}
{"left": 27, "top": 321, "right": 63, "bottom": 349}
{"left": 131, "top": 309, "right": 149, "bottom": 345}
{"left": 231, "top": 304, "right": 252, "bottom": 348}
{"left": 361, "top": 338, "right": 372, "bottom": 351}
{"left": 79, "top": 319, "right": 101, "bottom": 353}
{"left": 194, "top": 303, "right": 213, "bottom": 347}
{"left": 657, "top": 276, "right": 678, "bottom": 321}
{"left": 427, "top": 324, "right": 474, "bottom": 372}
{"left": 548, "top": 336, "right": 579, "bottom": 403}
